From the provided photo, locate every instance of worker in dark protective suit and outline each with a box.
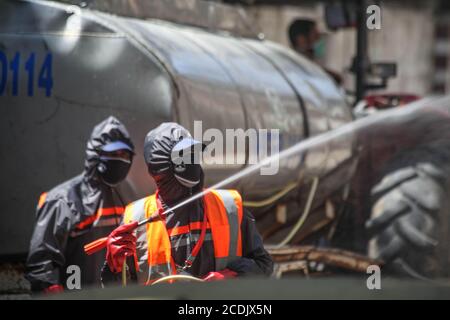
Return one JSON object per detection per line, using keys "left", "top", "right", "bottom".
{"left": 101, "top": 123, "right": 273, "bottom": 285}
{"left": 26, "top": 116, "right": 135, "bottom": 293}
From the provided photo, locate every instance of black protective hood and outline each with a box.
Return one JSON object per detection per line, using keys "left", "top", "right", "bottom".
{"left": 78, "top": 116, "right": 134, "bottom": 231}
{"left": 84, "top": 116, "right": 134, "bottom": 182}
{"left": 26, "top": 116, "right": 135, "bottom": 291}
{"left": 144, "top": 122, "right": 204, "bottom": 205}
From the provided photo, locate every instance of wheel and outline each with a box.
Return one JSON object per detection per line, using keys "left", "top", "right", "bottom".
{"left": 366, "top": 144, "right": 450, "bottom": 279}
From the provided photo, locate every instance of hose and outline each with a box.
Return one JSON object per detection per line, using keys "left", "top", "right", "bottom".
{"left": 121, "top": 264, "right": 204, "bottom": 287}
{"left": 151, "top": 274, "right": 205, "bottom": 285}
{"left": 243, "top": 182, "right": 298, "bottom": 208}
{"left": 276, "top": 177, "right": 319, "bottom": 248}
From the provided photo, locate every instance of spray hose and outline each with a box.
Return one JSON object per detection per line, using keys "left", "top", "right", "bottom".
{"left": 242, "top": 182, "right": 298, "bottom": 208}
{"left": 84, "top": 212, "right": 163, "bottom": 255}
{"left": 276, "top": 177, "right": 319, "bottom": 248}
{"left": 120, "top": 262, "right": 204, "bottom": 287}
{"left": 118, "top": 179, "right": 318, "bottom": 286}
{"left": 151, "top": 274, "right": 205, "bottom": 285}
{"left": 85, "top": 181, "right": 298, "bottom": 255}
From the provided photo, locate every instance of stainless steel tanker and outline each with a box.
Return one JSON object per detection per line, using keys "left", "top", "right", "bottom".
{"left": 0, "top": 0, "right": 355, "bottom": 257}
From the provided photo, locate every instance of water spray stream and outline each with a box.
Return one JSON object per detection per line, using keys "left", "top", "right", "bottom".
{"left": 85, "top": 95, "right": 449, "bottom": 255}
{"left": 141, "top": 96, "right": 446, "bottom": 226}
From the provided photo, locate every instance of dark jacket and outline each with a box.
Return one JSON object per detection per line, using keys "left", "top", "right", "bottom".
{"left": 26, "top": 116, "right": 134, "bottom": 291}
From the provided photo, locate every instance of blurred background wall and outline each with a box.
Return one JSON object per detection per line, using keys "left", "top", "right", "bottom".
{"left": 229, "top": 0, "right": 450, "bottom": 97}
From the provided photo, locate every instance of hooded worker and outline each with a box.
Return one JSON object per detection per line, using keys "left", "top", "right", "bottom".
{"left": 101, "top": 122, "right": 273, "bottom": 285}
{"left": 26, "top": 116, "right": 135, "bottom": 293}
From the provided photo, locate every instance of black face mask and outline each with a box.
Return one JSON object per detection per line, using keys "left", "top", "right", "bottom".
{"left": 97, "top": 159, "right": 131, "bottom": 187}
{"left": 154, "top": 166, "right": 204, "bottom": 206}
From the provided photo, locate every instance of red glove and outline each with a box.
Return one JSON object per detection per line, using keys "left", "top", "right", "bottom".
{"left": 106, "top": 221, "right": 138, "bottom": 273}
{"left": 202, "top": 269, "right": 238, "bottom": 282}
{"left": 43, "top": 284, "right": 64, "bottom": 294}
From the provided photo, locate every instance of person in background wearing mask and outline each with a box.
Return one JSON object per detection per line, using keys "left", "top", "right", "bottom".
{"left": 26, "top": 116, "right": 135, "bottom": 293}
{"left": 288, "top": 19, "right": 342, "bottom": 85}
{"left": 101, "top": 123, "right": 273, "bottom": 285}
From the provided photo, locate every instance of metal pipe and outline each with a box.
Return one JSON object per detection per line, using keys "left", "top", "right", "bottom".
{"left": 355, "top": 0, "right": 369, "bottom": 104}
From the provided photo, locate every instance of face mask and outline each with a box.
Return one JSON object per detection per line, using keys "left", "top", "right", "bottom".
{"left": 153, "top": 166, "right": 204, "bottom": 205}
{"left": 173, "top": 162, "right": 202, "bottom": 188}
{"left": 313, "top": 38, "right": 326, "bottom": 60}
{"left": 170, "top": 140, "right": 203, "bottom": 188}
{"left": 97, "top": 158, "right": 131, "bottom": 187}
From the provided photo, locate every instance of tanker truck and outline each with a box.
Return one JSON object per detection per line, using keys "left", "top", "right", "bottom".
{"left": 0, "top": 0, "right": 449, "bottom": 293}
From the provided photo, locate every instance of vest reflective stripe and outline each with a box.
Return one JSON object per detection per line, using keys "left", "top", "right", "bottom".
{"left": 142, "top": 195, "right": 176, "bottom": 281}
{"left": 167, "top": 222, "right": 211, "bottom": 237}
{"left": 37, "top": 192, "right": 47, "bottom": 209}
{"left": 123, "top": 189, "right": 243, "bottom": 283}
{"left": 123, "top": 197, "right": 155, "bottom": 283}
{"left": 123, "top": 197, "right": 146, "bottom": 223}
{"left": 204, "top": 190, "right": 243, "bottom": 270}
{"left": 75, "top": 206, "right": 125, "bottom": 230}
{"left": 146, "top": 223, "right": 175, "bottom": 284}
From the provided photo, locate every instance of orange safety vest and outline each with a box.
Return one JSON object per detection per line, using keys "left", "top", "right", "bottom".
{"left": 123, "top": 189, "right": 243, "bottom": 284}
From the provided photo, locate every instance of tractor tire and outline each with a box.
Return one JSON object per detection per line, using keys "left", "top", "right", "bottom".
{"left": 366, "top": 144, "right": 450, "bottom": 279}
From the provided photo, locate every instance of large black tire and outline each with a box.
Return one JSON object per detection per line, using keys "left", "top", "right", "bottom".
{"left": 366, "top": 144, "right": 450, "bottom": 279}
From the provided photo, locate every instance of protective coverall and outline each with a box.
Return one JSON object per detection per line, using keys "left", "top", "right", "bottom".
{"left": 101, "top": 123, "right": 273, "bottom": 284}
{"left": 26, "top": 116, "right": 134, "bottom": 292}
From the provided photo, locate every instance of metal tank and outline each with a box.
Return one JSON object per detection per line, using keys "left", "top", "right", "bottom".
{"left": 0, "top": 0, "right": 355, "bottom": 256}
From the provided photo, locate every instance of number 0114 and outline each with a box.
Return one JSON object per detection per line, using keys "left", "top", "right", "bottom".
{"left": 0, "top": 51, "right": 53, "bottom": 97}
